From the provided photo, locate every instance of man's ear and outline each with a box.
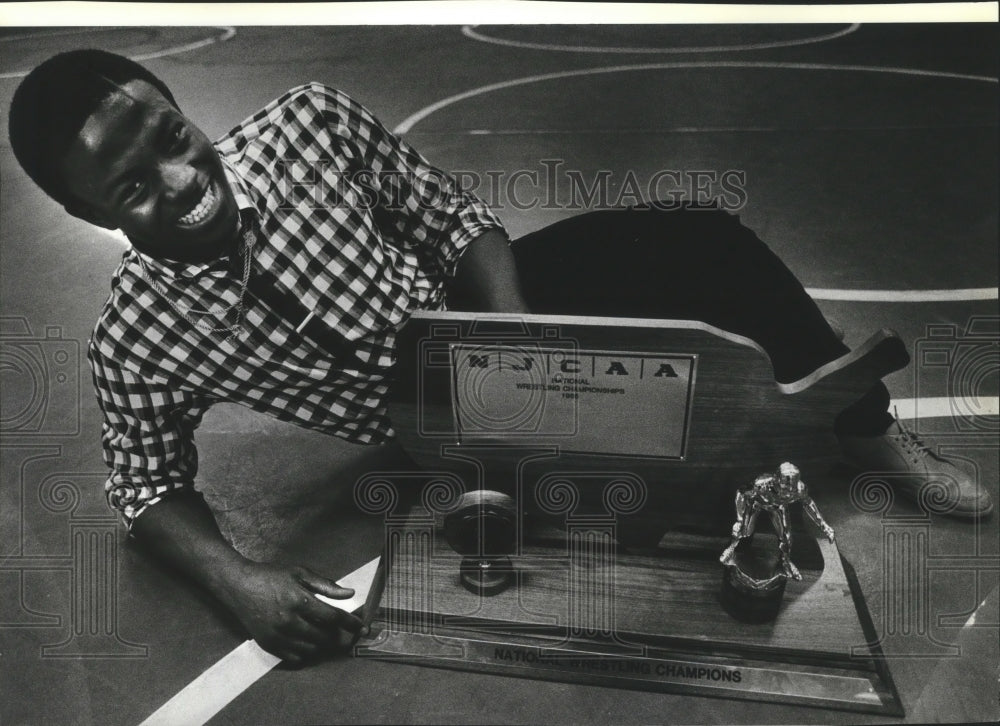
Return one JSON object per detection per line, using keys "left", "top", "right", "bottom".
{"left": 63, "top": 200, "right": 116, "bottom": 230}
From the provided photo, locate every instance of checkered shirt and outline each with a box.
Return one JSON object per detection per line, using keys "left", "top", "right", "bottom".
{"left": 88, "top": 82, "right": 507, "bottom": 527}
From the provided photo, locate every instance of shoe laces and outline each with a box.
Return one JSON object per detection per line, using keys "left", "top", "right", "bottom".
{"left": 891, "top": 408, "right": 938, "bottom": 463}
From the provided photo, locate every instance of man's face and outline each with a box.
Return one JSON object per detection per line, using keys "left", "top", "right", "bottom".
{"left": 61, "top": 79, "right": 241, "bottom": 264}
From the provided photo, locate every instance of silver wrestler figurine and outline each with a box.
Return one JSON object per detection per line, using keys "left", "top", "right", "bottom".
{"left": 719, "top": 462, "right": 835, "bottom": 581}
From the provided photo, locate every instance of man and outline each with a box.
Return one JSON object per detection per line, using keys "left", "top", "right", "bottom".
{"left": 719, "top": 462, "right": 836, "bottom": 581}
{"left": 8, "top": 50, "right": 991, "bottom": 664}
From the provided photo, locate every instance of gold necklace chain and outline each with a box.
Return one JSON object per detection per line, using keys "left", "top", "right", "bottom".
{"left": 137, "top": 227, "right": 254, "bottom": 342}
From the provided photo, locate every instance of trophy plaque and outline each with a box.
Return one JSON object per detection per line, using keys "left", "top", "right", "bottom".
{"left": 354, "top": 311, "right": 906, "bottom": 715}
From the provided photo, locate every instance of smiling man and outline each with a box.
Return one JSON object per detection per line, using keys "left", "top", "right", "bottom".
{"left": 8, "top": 49, "right": 991, "bottom": 665}
{"left": 10, "top": 50, "right": 527, "bottom": 663}
{"left": 63, "top": 79, "right": 243, "bottom": 264}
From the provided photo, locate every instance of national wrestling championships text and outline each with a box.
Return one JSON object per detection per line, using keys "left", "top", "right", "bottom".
{"left": 275, "top": 159, "right": 749, "bottom": 212}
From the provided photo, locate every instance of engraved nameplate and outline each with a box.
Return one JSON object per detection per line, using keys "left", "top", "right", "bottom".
{"left": 450, "top": 345, "right": 697, "bottom": 458}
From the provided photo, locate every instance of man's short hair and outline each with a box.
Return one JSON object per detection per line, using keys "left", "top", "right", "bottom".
{"left": 8, "top": 49, "right": 179, "bottom": 208}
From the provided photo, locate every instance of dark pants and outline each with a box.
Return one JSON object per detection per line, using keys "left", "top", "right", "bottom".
{"left": 504, "top": 204, "right": 891, "bottom": 436}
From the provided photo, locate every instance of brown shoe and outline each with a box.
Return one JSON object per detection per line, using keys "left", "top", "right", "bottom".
{"left": 838, "top": 418, "right": 993, "bottom": 519}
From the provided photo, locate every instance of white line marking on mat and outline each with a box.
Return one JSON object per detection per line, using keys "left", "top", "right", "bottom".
{"left": 456, "top": 124, "right": 997, "bottom": 135}
{"left": 137, "top": 641, "right": 279, "bottom": 726}
{"left": 0, "top": 27, "right": 236, "bottom": 79}
{"left": 130, "top": 27, "right": 236, "bottom": 62}
{"left": 461, "top": 23, "right": 860, "bottom": 54}
{"left": 0, "top": 28, "right": 104, "bottom": 43}
{"left": 892, "top": 397, "right": 1000, "bottom": 421}
{"left": 806, "top": 288, "right": 999, "bottom": 302}
{"left": 393, "top": 61, "right": 997, "bottom": 134}
{"left": 138, "top": 556, "right": 380, "bottom": 726}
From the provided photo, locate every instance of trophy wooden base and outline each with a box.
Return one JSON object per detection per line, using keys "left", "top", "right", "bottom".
{"left": 355, "top": 513, "right": 902, "bottom": 715}
{"left": 362, "top": 311, "right": 909, "bottom": 714}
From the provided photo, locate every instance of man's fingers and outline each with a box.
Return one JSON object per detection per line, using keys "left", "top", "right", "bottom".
{"left": 337, "top": 609, "right": 365, "bottom": 634}
{"left": 255, "top": 639, "right": 288, "bottom": 661}
{"left": 338, "top": 625, "right": 364, "bottom": 650}
{"left": 276, "top": 615, "right": 334, "bottom": 645}
{"left": 299, "top": 594, "right": 364, "bottom": 636}
{"left": 299, "top": 594, "right": 350, "bottom": 628}
{"left": 295, "top": 567, "right": 354, "bottom": 600}
{"left": 260, "top": 635, "right": 319, "bottom": 664}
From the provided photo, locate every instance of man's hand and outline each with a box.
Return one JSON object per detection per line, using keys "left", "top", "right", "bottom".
{"left": 220, "top": 561, "right": 364, "bottom": 664}
{"left": 801, "top": 498, "right": 836, "bottom": 545}
{"left": 130, "top": 491, "right": 363, "bottom": 665}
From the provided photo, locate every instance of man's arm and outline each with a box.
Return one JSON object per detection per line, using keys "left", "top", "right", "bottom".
{"left": 131, "top": 491, "right": 362, "bottom": 664}
{"left": 801, "top": 497, "right": 836, "bottom": 543}
{"left": 450, "top": 229, "right": 531, "bottom": 313}
{"left": 311, "top": 85, "right": 519, "bottom": 304}
{"left": 90, "top": 344, "right": 362, "bottom": 662}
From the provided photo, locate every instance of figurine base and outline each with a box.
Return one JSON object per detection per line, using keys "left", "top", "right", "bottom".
{"left": 720, "top": 564, "right": 787, "bottom": 623}
{"left": 459, "top": 555, "right": 514, "bottom": 596}
{"left": 719, "top": 535, "right": 790, "bottom": 623}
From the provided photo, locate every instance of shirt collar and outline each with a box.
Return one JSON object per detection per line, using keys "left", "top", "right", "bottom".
{"left": 221, "top": 155, "right": 258, "bottom": 219}
{"left": 131, "top": 156, "right": 259, "bottom": 280}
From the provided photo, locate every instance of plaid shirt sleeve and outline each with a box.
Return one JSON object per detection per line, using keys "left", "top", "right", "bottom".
{"left": 88, "top": 339, "right": 210, "bottom": 530}
{"left": 311, "top": 83, "right": 508, "bottom": 277}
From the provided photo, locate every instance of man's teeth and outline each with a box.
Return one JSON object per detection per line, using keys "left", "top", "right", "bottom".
{"left": 178, "top": 185, "right": 218, "bottom": 226}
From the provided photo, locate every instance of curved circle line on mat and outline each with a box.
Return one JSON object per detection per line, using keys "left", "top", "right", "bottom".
{"left": 807, "top": 288, "right": 999, "bottom": 302}
{"left": 461, "top": 23, "right": 861, "bottom": 54}
{"left": 0, "top": 27, "right": 237, "bottom": 80}
{"left": 0, "top": 28, "right": 107, "bottom": 43}
{"left": 393, "top": 61, "right": 998, "bottom": 135}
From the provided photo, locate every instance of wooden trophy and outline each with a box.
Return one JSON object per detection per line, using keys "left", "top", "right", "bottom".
{"left": 355, "top": 311, "right": 906, "bottom": 715}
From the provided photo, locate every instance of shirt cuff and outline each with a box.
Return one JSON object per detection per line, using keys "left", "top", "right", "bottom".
{"left": 441, "top": 221, "right": 509, "bottom": 279}
{"left": 106, "top": 476, "right": 194, "bottom": 534}
{"left": 123, "top": 495, "right": 164, "bottom": 535}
